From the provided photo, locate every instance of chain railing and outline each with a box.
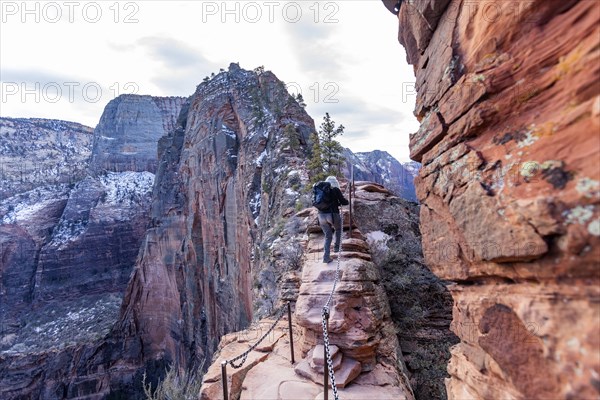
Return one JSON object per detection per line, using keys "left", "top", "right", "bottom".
{"left": 321, "top": 256, "right": 341, "bottom": 400}
{"left": 222, "top": 174, "right": 354, "bottom": 400}
{"left": 320, "top": 177, "right": 352, "bottom": 400}
{"left": 221, "top": 302, "right": 295, "bottom": 399}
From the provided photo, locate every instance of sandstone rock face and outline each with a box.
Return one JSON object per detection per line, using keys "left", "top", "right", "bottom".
{"left": 1, "top": 96, "right": 182, "bottom": 397}
{"left": 82, "top": 64, "right": 314, "bottom": 398}
{"left": 391, "top": 1, "right": 600, "bottom": 398}
{"left": 90, "top": 95, "right": 186, "bottom": 174}
{"left": 0, "top": 118, "right": 93, "bottom": 199}
{"left": 200, "top": 190, "right": 414, "bottom": 398}
{"left": 344, "top": 149, "right": 420, "bottom": 201}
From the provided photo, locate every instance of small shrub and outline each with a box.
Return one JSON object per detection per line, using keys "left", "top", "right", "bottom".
{"left": 281, "top": 240, "right": 303, "bottom": 271}
{"left": 143, "top": 361, "right": 205, "bottom": 400}
{"left": 284, "top": 216, "right": 302, "bottom": 236}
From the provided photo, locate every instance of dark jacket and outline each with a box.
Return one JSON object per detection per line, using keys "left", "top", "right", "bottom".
{"left": 320, "top": 187, "right": 349, "bottom": 214}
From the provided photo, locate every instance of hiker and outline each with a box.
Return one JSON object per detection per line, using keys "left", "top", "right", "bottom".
{"left": 313, "top": 176, "right": 349, "bottom": 264}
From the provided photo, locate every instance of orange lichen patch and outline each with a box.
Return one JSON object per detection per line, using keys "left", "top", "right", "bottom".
{"left": 532, "top": 121, "right": 557, "bottom": 139}
{"left": 555, "top": 45, "right": 586, "bottom": 80}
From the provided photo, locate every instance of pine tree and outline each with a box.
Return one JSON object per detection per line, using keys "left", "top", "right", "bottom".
{"left": 308, "top": 113, "right": 346, "bottom": 183}
{"left": 295, "top": 93, "right": 306, "bottom": 108}
{"left": 308, "top": 132, "right": 327, "bottom": 182}
{"left": 283, "top": 124, "right": 301, "bottom": 154}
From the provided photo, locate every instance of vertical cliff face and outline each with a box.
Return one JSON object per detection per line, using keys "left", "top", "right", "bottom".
{"left": 390, "top": 0, "right": 600, "bottom": 398}
{"left": 91, "top": 95, "right": 186, "bottom": 174}
{"left": 0, "top": 96, "right": 184, "bottom": 398}
{"left": 112, "top": 63, "right": 315, "bottom": 393}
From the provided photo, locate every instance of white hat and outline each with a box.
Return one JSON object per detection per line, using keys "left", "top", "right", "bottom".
{"left": 325, "top": 176, "right": 340, "bottom": 189}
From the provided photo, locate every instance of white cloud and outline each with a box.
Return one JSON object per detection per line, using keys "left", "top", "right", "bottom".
{"left": 0, "top": 0, "right": 418, "bottom": 161}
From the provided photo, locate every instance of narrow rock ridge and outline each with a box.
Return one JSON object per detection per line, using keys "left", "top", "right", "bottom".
{"left": 200, "top": 182, "right": 414, "bottom": 399}
{"left": 389, "top": 1, "right": 600, "bottom": 398}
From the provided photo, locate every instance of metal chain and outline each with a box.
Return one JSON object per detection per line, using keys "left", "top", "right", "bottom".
{"left": 320, "top": 206, "right": 343, "bottom": 400}
{"left": 321, "top": 308, "right": 340, "bottom": 400}
{"left": 227, "top": 304, "right": 287, "bottom": 369}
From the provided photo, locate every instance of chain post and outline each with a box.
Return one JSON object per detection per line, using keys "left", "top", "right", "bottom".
{"left": 287, "top": 302, "right": 295, "bottom": 364}
{"left": 221, "top": 361, "right": 228, "bottom": 400}
{"left": 323, "top": 311, "right": 329, "bottom": 400}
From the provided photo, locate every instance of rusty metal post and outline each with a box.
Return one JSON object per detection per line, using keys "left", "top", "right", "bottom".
{"left": 287, "top": 302, "right": 295, "bottom": 364}
{"left": 323, "top": 314, "right": 329, "bottom": 400}
{"left": 221, "top": 361, "right": 228, "bottom": 400}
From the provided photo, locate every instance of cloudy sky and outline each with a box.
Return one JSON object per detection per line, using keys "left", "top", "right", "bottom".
{"left": 0, "top": 0, "right": 418, "bottom": 161}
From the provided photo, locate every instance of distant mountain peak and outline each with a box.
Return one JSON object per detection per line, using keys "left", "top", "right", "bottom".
{"left": 343, "top": 148, "right": 420, "bottom": 202}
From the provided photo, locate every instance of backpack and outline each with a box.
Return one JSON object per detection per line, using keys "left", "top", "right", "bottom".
{"left": 312, "top": 181, "right": 334, "bottom": 211}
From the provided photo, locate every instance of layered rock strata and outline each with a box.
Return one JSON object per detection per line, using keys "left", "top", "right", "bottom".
{"left": 1, "top": 64, "right": 317, "bottom": 399}
{"left": 388, "top": 0, "right": 600, "bottom": 398}
{"left": 90, "top": 95, "right": 186, "bottom": 174}
{"left": 200, "top": 185, "right": 414, "bottom": 398}
{"left": 0, "top": 95, "right": 185, "bottom": 398}
{"left": 352, "top": 181, "right": 458, "bottom": 399}
{"left": 0, "top": 118, "right": 93, "bottom": 200}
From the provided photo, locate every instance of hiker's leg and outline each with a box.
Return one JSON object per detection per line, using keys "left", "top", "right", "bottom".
{"left": 333, "top": 212, "right": 342, "bottom": 251}
{"left": 318, "top": 213, "right": 333, "bottom": 261}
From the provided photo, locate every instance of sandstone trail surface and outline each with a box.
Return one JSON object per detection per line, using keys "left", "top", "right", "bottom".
{"left": 386, "top": 0, "right": 600, "bottom": 399}
{"left": 200, "top": 182, "right": 414, "bottom": 400}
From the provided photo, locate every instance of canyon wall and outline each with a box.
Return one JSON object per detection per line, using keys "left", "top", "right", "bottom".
{"left": 344, "top": 149, "right": 419, "bottom": 201}
{"left": 1, "top": 64, "right": 317, "bottom": 399}
{"left": 388, "top": 0, "right": 600, "bottom": 398}
{"left": 0, "top": 95, "right": 184, "bottom": 398}
{"left": 0, "top": 118, "right": 93, "bottom": 200}
{"left": 91, "top": 95, "right": 186, "bottom": 174}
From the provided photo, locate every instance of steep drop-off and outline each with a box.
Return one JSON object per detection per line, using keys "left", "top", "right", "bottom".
{"left": 387, "top": 0, "right": 600, "bottom": 398}
{"left": 1, "top": 64, "right": 318, "bottom": 399}
{"left": 200, "top": 182, "right": 415, "bottom": 400}
{"left": 0, "top": 95, "right": 184, "bottom": 398}
{"left": 113, "top": 63, "right": 317, "bottom": 382}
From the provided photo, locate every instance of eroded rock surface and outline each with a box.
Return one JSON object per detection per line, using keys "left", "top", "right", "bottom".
{"left": 200, "top": 191, "right": 414, "bottom": 398}
{"left": 390, "top": 0, "right": 600, "bottom": 398}
{"left": 0, "top": 95, "right": 184, "bottom": 398}
{"left": 0, "top": 118, "right": 93, "bottom": 200}
{"left": 90, "top": 95, "right": 186, "bottom": 174}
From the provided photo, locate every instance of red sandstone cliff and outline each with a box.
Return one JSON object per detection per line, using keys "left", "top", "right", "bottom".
{"left": 0, "top": 65, "right": 317, "bottom": 399}
{"left": 389, "top": 0, "right": 600, "bottom": 398}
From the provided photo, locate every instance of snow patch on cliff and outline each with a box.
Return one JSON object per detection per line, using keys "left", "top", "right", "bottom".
{"left": 99, "top": 171, "right": 154, "bottom": 206}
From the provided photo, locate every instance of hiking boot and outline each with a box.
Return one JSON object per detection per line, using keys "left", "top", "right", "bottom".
{"left": 323, "top": 257, "right": 333, "bottom": 264}
{"left": 334, "top": 244, "right": 340, "bottom": 252}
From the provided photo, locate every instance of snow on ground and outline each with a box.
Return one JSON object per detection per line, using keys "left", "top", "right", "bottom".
{"left": 1, "top": 185, "right": 69, "bottom": 224}
{"left": 285, "top": 188, "right": 299, "bottom": 197}
{"left": 99, "top": 171, "right": 154, "bottom": 206}
{"left": 255, "top": 150, "right": 267, "bottom": 167}
{"left": 2, "top": 199, "right": 53, "bottom": 224}
{"left": 48, "top": 172, "right": 155, "bottom": 247}
{"left": 366, "top": 230, "right": 391, "bottom": 251}
{"left": 1, "top": 293, "right": 122, "bottom": 355}
{"left": 249, "top": 191, "right": 262, "bottom": 224}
